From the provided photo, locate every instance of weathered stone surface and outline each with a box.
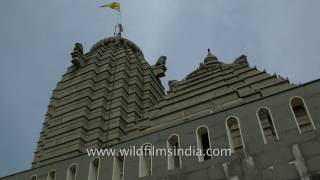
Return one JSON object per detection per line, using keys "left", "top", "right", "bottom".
{"left": 32, "top": 37, "right": 166, "bottom": 168}
{"left": 1, "top": 37, "right": 320, "bottom": 180}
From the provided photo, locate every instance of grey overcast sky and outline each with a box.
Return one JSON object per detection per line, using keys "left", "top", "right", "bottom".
{"left": 0, "top": 0, "right": 320, "bottom": 177}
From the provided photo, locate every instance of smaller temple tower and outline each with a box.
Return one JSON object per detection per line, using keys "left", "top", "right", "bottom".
{"left": 144, "top": 49, "right": 294, "bottom": 129}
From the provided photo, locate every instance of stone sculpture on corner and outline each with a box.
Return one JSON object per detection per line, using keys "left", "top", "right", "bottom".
{"left": 71, "top": 42, "right": 86, "bottom": 68}
{"left": 233, "top": 55, "right": 248, "bottom": 65}
{"left": 152, "top": 56, "right": 167, "bottom": 78}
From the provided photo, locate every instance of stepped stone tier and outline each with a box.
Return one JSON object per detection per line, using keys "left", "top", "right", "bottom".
{"left": 33, "top": 37, "right": 167, "bottom": 167}
{"left": 33, "top": 37, "right": 294, "bottom": 168}
{"left": 144, "top": 49, "right": 294, "bottom": 130}
{"left": 4, "top": 36, "right": 320, "bottom": 180}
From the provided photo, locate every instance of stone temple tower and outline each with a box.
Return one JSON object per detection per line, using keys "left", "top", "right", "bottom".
{"left": 32, "top": 37, "right": 167, "bottom": 167}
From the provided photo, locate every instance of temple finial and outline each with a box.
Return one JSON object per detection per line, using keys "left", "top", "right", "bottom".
{"left": 204, "top": 48, "right": 219, "bottom": 65}
{"left": 116, "top": 23, "right": 123, "bottom": 37}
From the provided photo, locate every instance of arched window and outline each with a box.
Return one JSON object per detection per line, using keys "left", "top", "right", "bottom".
{"left": 30, "top": 175, "right": 37, "bottom": 180}
{"left": 226, "top": 116, "right": 244, "bottom": 153}
{"left": 112, "top": 153, "right": 125, "bottom": 180}
{"left": 88, "top": 158, "right": 100, "bottom": 180}
{"left": 47, "top": 170, "right": 56, "bottom": 180}
{"left": 167, "top": 134, "right": 182, "bottom": 169}
{"left": 66, "top": 164, "right": 77, "bottom": 180}
{"left": 290, "top": 97, "right": 315, "bottom": 133}
{"left": 257, "top": 107, "right": 279, "bottom": 143}
{"left": 196, "top": 126, "right": 212, "bottom": 162}
{"left": 139, "top": 143, "right": 152, "bottom": 177}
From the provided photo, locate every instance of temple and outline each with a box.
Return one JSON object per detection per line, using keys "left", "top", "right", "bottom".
{"left": 1, "top": 36, "right": 320, "bottom": 180}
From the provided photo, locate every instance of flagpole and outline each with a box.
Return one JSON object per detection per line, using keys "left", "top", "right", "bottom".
{"left": 100, "top": 2, "right": 122, "bottom": 37}
{"left": 119, "top": 10, "right": 123, "bottom": 37}
{"left": 113, "top": 11, "right": 120, "bottom": 37}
